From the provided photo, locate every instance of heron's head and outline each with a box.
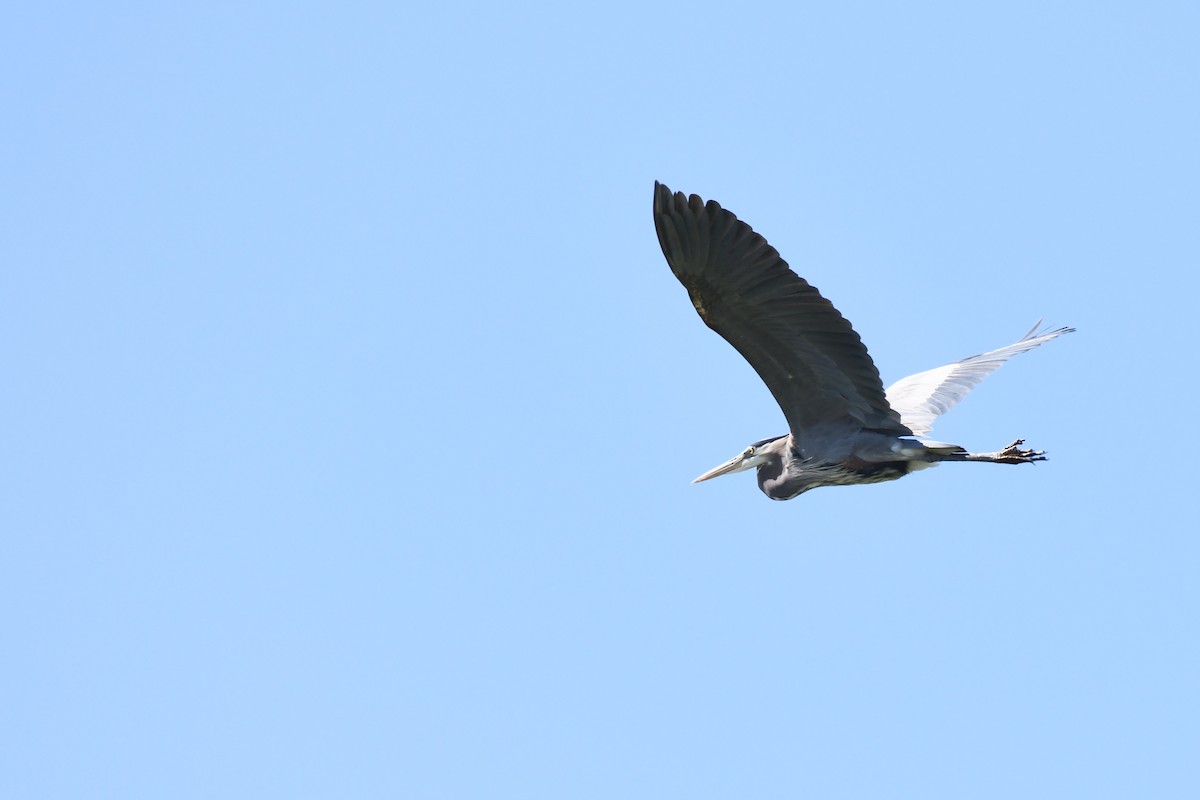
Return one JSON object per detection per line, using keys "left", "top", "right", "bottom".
{"left": 692, "top": 435, "right": 787, "bottom": 484}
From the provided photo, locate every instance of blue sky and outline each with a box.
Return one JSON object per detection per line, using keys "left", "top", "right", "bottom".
{"left": 3, "top": 2, "right": 1198, "bottom": 797}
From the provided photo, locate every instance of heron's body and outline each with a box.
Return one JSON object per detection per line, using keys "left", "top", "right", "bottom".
{"left": 750, "top": 434, "right": 913, "bottom": 500}
{"left": 653, "top": 182, "right": 1072, "bottom": 500}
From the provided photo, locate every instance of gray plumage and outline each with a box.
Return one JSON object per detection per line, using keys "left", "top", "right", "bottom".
{"left": 653, "top": 181, "right": 1073, "bottom": 500}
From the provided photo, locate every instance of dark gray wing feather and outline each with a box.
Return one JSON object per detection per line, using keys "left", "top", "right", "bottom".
{"left": 654, "top": 182, "right": 910, "bottom": 440}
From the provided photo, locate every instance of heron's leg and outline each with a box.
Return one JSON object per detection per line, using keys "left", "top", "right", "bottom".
{"left": 952, "top": 438, "right": 1046, "bottom": 465}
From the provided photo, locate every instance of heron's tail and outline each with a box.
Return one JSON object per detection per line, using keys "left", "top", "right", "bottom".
{"left": 885, "top": 439, "right": 966, "bottom": 471}
{"left": 919, "top": 440, "right": 968, "bottom": 457}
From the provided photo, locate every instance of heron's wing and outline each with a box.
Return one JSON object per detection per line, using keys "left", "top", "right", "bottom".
{"left": 884, "top": 323, "right": 1074, "bottom": 437}
{"left": 654, "top": 182, "right": 910, "bottom": 439}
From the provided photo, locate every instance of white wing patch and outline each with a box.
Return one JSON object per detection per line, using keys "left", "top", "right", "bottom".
{"left": 885, "top": 323, "right": 1074, "bottom": 438}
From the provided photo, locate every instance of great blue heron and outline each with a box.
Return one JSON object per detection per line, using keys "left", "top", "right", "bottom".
{"left": 653, "top": 181, "right": 1073, "bottom": 500}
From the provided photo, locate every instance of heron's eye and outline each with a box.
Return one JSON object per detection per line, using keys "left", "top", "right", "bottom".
{"left": 744, "top": 446, "right": 756, "bottom": 457}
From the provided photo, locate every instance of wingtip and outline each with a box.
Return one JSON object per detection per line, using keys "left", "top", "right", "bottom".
{"left": 653, "top": 180, "right": 674, "bottom": 213}
{"left": 1023, "top": 320, "right": 1077, "bottom": 340}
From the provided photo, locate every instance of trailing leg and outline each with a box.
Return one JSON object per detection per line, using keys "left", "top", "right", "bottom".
{"left": 936, "top": 438, "right": 1046, "bottom": 465}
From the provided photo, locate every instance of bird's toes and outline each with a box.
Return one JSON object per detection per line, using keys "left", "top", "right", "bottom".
{"left": 998, "top": 439, "right": 1046, "bottom": 464}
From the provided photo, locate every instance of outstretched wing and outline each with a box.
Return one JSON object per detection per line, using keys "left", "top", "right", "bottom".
{"left": 653, "top": 182, "right": 910, "bottom": 439}
{"left": 885, "top": 323, "right": 1074, "bottom": 437}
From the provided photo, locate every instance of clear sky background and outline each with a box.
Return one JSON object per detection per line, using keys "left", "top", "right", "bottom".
{"left": 4, "top": 2, "right": 1198, "bottom": 798}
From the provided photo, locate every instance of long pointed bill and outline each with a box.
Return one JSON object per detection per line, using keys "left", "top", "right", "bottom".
{"left": 692, "top": 455, "right": 749, "bottom": 484}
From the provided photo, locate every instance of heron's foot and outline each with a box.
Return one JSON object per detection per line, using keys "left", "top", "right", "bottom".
{"left": 992, "top": 438, "right": 1046, "bottom": 464}
{"left": 956, "top": 439, "right": 1047, "bottom": 464}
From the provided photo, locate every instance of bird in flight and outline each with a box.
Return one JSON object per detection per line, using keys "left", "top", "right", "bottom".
{"left": 653, "top": 181, "right": 1072, "bottom": 500}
